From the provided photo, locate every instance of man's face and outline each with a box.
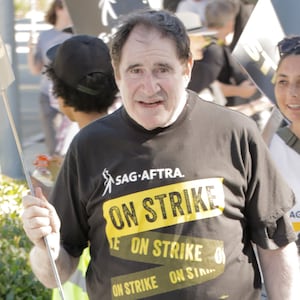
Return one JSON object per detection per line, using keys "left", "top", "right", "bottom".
{"left": 114, "top": 25, "right": 193, "bottom": 130}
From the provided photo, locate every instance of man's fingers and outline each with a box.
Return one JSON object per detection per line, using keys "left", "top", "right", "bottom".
{"left": 23, "top": 222, "right": 52, "bottom": 241}
{"left": 35, "top": 186, "right": 46, "bottom": 200}
{"left": 23, "top": 194, "right": 45, "bottom": 208}
{"left": 24, "top": 214, "right": 51, "bottom": 229}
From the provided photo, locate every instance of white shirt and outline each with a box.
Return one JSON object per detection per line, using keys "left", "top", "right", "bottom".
{"left": 269, "top": 133, "right": 300, "bottom": 233}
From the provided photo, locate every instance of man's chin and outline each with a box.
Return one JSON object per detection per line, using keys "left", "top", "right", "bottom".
{"left": 138, "top": 118, "right": 171, "bottom": 130}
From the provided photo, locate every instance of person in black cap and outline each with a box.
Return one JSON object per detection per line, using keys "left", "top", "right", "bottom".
{"left": 45, "top": 34, "right": 119, "bottom": 129}
{"left": 31, "top": 34, "right": 119, "bottom": 191}
{"left": 22, "top": 10, "right": 299, "bottom": 300}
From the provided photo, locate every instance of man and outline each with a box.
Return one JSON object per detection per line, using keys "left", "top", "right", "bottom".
{"left": 22, "top": 10, "right": 299, "bottom": 300}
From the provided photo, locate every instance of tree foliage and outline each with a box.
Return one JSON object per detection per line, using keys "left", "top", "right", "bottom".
{"left": 0, "top": 177, "right": 51, "bottom": 299}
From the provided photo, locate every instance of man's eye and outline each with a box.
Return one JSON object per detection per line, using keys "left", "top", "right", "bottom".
{"left": 130, "top": 68, "right": 141, "bottom": 74}
{"left": 154, "top": 67, "right": 171, "bottom": 77}
{"left": 158, "top": 67, "right": 169, "bottom": 73}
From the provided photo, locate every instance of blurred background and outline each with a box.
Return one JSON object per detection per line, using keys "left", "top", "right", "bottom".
{"left": 1, "top": 0, "right": 54, "bottom": 179}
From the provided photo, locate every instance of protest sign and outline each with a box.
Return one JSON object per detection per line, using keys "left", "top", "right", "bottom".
{"left": 64, "top": 0, "right": 150, "bottom": 43}
{"left": 233, "top": 0, "right": 300, "bottom": 103}
{"left": 0, "top": 36, "right": 15, "bottom": 90}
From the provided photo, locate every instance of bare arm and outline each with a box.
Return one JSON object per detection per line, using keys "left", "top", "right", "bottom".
{"left": 27, "top": 35, "right": 43, "bottom": 75}
{"left": 257, "top": 243, "right": 300, "bottom": 300}
{"left": 29, "top": 244, "right": 79, "bottom": 288}
{"left": 22, "top": 188, "right": 79, "bottom": 287}
{"left": 218, "top": 80, "right": 257, "bottom": 98}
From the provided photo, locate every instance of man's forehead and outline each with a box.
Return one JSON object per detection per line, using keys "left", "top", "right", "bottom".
{"left": 121, "top": 24, "right": 178, "bottom": 58}
{"left": 127, "top": 24, "right": 164, "bottom": 44}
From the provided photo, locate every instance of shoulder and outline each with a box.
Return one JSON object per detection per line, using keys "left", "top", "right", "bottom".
{"left": 188, "top": 91, "right": 259, "bottom": 134}
{"left": 202, "top": 42, "right": 224, "bottom": 63}
{"left": 72, "top": 109, "right": 123, "bottom": 143}
{"left": 204, "top": 41, "right": 223, "bottom": 54}
{"left": 37, "top": 28, "right": 57, "bottom": 47}
{"left": 38, "top": 28, "right": 55, "bottom": 39}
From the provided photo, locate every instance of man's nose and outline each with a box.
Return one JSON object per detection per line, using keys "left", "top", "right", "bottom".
{"left": 141, "top": 73, "right": 160, "bottom": 95}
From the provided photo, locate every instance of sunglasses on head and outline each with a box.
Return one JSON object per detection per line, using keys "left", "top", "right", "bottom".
{"left": 278, "top": 36, "right": 300, "bottom": 57}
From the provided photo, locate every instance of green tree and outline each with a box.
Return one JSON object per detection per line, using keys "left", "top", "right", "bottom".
{"left": 0, "top": 177, "right": 51, "bottom": 299}
{"left": 14, "top": 0, "right": 51, "bottom": 19}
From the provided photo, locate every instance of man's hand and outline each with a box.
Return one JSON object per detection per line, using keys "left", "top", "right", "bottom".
{"left": 22, "top": 187, "right": 61, "bottom": 259}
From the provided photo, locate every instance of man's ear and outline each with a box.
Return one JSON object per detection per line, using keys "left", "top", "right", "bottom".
{"left": 184, "top": 56, "right": 194, "bottom": 86}
{"left": 187, "top": 56, "right": 194, "bottom": 75}
{"left": 112, "top": 61, "right": 120, "bottom": 80}
{"left": 112, "top": 62, "right": 122, "bottom": 91}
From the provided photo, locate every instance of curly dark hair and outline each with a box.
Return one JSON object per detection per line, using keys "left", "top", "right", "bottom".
{"left": 45, "top": 63, "right": 119, "bottom": 114}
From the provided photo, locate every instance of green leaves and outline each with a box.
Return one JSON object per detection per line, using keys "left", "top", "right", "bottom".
{"left": 0, "top": 177, "right": 51, "bottom": 299}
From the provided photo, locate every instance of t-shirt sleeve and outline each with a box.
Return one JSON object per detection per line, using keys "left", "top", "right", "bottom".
{"left": 244, "top": 125, "right": 296, "bottom": 249}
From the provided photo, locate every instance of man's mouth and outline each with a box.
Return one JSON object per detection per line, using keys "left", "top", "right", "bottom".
{"left": 139, "top": 100, "right": 163, "bottom": 107}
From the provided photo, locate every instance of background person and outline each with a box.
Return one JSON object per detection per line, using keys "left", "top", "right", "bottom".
{"left": 269, "top": 35, "right": 300, "bottom": 250}
{"left": 176, "top": 0, "right": 257, "bottom": 51}
{"left": 22, "top": 10, "right": 300, "bottom": 300}
{"left": 185, "top": 1, "right": 271, "bottom": 129}
{"left": 261, "top": 35, "right": 300, "bottom": 300}
{"left": 27, "top": 0, "right": 73, "bottom": 156}
{"left": 175, "top": 11, "right": 226, "bottom": 104}
{"left": 183, "top": 2, "right": 256, "bottom": 100}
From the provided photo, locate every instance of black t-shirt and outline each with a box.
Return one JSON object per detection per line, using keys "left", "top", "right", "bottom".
{"left": 188, "top": 42, "right": 250, "bottom": 106}
{"left": 188, "top": 42, "right": 225, "bottom": 93}
{"left": 51, "top": 91, "right": 295, "bottom": 300}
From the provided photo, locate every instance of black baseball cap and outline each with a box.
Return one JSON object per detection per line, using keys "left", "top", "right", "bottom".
{"left": 47, "top": 35, "right": 113, "bottom": 95}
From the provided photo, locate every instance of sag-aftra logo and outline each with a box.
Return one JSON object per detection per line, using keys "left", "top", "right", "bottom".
{"left": 102, "top": 168, "right": 185, "bottom": 196}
